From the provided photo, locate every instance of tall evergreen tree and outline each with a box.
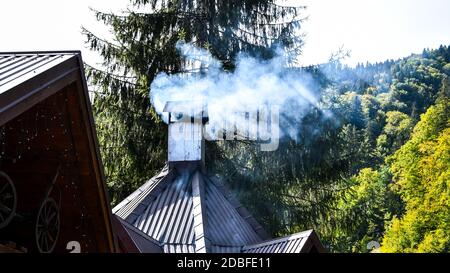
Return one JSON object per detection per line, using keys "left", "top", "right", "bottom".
{"left": 82, "top": 0, "right": 306, "bottom": 204}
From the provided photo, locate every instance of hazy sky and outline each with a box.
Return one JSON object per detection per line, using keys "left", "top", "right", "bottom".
{"left": 1, "top": 0, "right": 449, "bottom": 66}
{"left": 299, "top": 0, "right": 450, "bottom": 65}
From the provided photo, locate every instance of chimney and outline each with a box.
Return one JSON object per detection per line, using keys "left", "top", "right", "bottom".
{"left": 163, "top": 101, "right": 208, "bottom": 169}
{"left": 163, "top": 101, "right": 279, "bottom": 171}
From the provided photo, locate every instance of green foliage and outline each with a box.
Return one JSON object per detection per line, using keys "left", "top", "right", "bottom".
{"left": 308, "top": 46, "right": 450, "bottom": 252}
{"left": 381, "top": 99, "right": 450, "bottom": 252}
{"left": 189, "top": 44, "right": 450, "bottom": 249}
{"left": 320, "top": 167, "right": 402, "bottom": 253}
{"left": 443, "top": 63, "right": 450, "bottom": 75}
{"left": 376, "top": 111, "right": 413, "bottom": 156}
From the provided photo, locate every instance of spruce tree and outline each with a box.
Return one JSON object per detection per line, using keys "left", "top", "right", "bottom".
{"left": 82, "top": 0, "right": 306, "bottom": 204}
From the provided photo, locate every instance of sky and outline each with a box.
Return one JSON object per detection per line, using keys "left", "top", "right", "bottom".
{"left": 0, "top": 0, "right": 449, "bottom": 67}
{"left": 299, "top": 0, "right": 450, "bottom": 65}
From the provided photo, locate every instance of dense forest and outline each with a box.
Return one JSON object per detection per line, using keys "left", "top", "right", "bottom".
{"left": 312, "top": 47, "right": 449, "bottom": 252}
{"left": 83, "top": 0, "right": 450, "bottom": 253}
{"left": 210, "top": 45, "right": 450, "bottom": 253}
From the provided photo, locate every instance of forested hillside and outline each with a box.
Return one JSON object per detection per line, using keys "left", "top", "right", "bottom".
{"left": 207, "top": 45, "right": 450, "bottom": 252}
{"left": 316, "top": 46, "right": 449, "bottom": 252}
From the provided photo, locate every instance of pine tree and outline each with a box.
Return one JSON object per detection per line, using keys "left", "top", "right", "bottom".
{"left": 82, "top": 0, "right": 306, "bottom": 204}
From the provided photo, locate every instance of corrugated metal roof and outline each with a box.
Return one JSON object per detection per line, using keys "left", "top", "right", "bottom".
{"left": 132, "top": 171, "right": 195, "bottom": 245}
{"left": 163, "top": 243, "right": 196, "bottom": 253}
{"left": 0, "top": 52, "right": 76, "bottom": 94}
{"left": 206, "top": 176, "right": 270, "bottom": 239}
{"left": 113, "top": 165, "right": 170, "bottom": 218}
{"left": 162, "top": 243, "right": 196, "bottom": 253}
{"left": 210, "top": 245, "right": 243, "bottom": 253}
{"left": 242, "top": 230, "right": 314, "bottom": 253}
{"left": 113, "top": 164, "right": 326, "bottom": 253}
{"left": 113, "top": 166, "right": 266, "bottom": 253}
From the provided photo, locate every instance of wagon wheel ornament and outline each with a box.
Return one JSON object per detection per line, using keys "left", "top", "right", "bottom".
{"left": 35, "top": 197, "right": 60, "bottom": 253}
{"left": 0, "top": 171, "right": 17, "bottom": 229}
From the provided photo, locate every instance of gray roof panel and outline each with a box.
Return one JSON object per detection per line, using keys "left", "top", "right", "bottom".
{"left": 242, "top": 230, "right": 314, "bottom": 253}
{"left": 0, "top": 52, "right": 76, "bottom": 94}
{"left": 113, "top": 166, "right": 267, "bottom": 253}
{"left": 204, "top": 176, "right": 261, "bottom": 246}
{"left": 113, "top": 166, "right": 325, "bottom": 253}
{"left": 163, "top": 243, "right": 196, "bottom": 253}
{"left": 133, "top": 172, "right": 195, "bottom": 245}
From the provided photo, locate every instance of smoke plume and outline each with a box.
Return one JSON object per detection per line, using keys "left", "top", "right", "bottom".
{"left": 150, "top": 41, "right": 322, "bottom": 141}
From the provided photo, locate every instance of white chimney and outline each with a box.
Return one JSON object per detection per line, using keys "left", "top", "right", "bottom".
{"left": 163, "top": 101, "right": 207, "bottom": 163}
{"left": 163, "top": 101, "right": 279, "bottom": 167}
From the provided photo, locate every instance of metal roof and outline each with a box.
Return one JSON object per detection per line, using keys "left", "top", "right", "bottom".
{"left": 209, "top": 245, "right": 244, "bottom": 253}
{"left": 114, "top": 165, "right": 326, "bottom": 253}
{"left": 132, "top": 170, "right": 195, "bottom": 245}
{"left": 204, "top": 176, "right": 261, "bottom": 246}
{"left": 0, "top": 52, "right": 82, "bottom": 126}
{"left": 242, "top": 230, "right": 325, "bottom": 253}
{"left": 113, "top": 165, "right": 268, "bottom": 253}
{"left": 113, "top": 165, "right": 171, "bottom": 219}
{"left": 0, "top": 52, "right": 76, "bottom": 94}
{"left": 163, "top": 244, "right": 196, "bottom": 253}
{"left": 114, "top": 216, "right": 163, "bottom": 253}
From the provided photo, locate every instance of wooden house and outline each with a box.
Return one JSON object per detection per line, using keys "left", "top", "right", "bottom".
{"left": 0, "top": 52, "right": 116, "bottom": 253}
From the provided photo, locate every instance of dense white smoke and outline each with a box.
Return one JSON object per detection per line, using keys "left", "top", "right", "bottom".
{"left": 150, "top": 41, "right": 320, "bottom": 142}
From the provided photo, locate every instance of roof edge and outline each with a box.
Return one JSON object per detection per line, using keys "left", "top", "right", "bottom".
{"left": 242, "top": 230, "right": 314, "bottom": 251}
{"left": 0, "top": 50, "right": 81, "bottom": 55}
{"left": 112, "top": 165, "right": 169, "bottom": 214}
{"left": 72, "top": 53, "right": 118, "bottom": 252}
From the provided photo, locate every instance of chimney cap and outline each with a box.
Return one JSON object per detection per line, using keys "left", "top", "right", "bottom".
{"left": 164, "top": 100, "right": 208, "bottom": 123}
{"left": 163, "top": 100, "right": 206, "bottom": 114}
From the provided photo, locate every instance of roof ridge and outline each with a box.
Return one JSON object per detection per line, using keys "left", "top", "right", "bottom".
{"left": 191, "top": 171, "right": 210, "bottom": 253}
{"left": 113, "top": 165, "right": 174, "bottom": 219}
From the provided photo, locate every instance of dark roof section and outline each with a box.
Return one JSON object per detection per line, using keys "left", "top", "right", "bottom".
{"left": 242, "top": 230, "right": 326, "bottom": 253}
{"left": 203, "top": 176, "right": 263, "bottom": 246}
{"left": 206, "top": 176, "right": 270, "bottom": 240}
{"left": 112, "top": 215, "right": 163, "bottom": 253}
